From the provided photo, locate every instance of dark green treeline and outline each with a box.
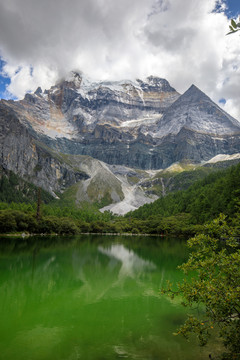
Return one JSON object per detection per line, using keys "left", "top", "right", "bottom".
{"left": 0, "top": 163, "right": 240, "bottom": 235}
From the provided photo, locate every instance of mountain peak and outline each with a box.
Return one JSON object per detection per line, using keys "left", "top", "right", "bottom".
{"left": 137, "top": 76, "right": 177, "bottom": 93}
{"left": 54, "top": 71, "right": 83, "bottom": 90}
{"left": 171, "top": 83, "right": 219, "bottom": 108}
{"left": 184, "top": 84, "right": 209, "bottom": 98}
{"left": 155, "top": 83, "right": 240, "bottom": 139}
{"left": 34, "top": 86, "right": 43, "bottom": 95}
{"left": 189, "top": 84, "right": 199, "bottom": 90}
{"left": 1, "top": 72, "right": 240, "bottom": 176}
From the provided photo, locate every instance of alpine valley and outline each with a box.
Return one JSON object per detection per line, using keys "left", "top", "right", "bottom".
{"left": 1, "top": 71, "right": 240, "bottom": 214}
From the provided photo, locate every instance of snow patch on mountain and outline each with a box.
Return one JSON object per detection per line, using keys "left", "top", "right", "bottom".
{"left": 99, "top": 80, "right": 140, "bottom": 93}
{"left": 206, "top": 153, "right": 240, "bottom": 163}
{"left": 120, "top": 115, "right": 161, "bottom": 128}
{"left": 75, "top": 75, "right": 143, "bottom": 99}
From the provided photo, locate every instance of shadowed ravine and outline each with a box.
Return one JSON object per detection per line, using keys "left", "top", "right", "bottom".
{"left": 0, "top": 235, "right": 216, "bottom": 359}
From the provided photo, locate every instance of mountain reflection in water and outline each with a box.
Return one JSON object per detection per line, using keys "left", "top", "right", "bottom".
{"left": 99, "top": 244, "right": 156, "bottom": 278}
{"left": 0, "top": 235, "right": 214, "bottom": 360}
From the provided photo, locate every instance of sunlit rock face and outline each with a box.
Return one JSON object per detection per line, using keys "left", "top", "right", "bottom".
{"left": 1, "top": 72, "right": 240, "bottom": 212}
{"left": 1, "top": 71, "right": 240, "bottom": 169}
{"left": 0, "top": 102, "right": 89, "bottom": 197}
{"left": 153, "top": 85, "right": 240, "bottom": 138}
{"left": 3, "top": 72, "right": 179, "bottom": 140}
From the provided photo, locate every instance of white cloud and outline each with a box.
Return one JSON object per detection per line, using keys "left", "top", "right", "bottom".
{"left": 0, "top": 0, "right": 239, "bottom": 120}
{"left": 2, "top": 63, "right": 58, "bottom": 99}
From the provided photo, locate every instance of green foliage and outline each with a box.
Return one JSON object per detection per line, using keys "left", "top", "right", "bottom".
{"left": 0, "top": 211, "right": 17, "bottom": 233}
{"left": 41, "top": 202, "right": 114, "bottom": 223}
{"left": 166, "top": 166, "right": 214, "bottom": 193}
{"left": 164, "top": 214, "right": 240, "bottom": 359}
{"left": 227, "top": 18, "right": 240, "bottom": 35}
{"left": 0, "top": 168, "right": 54, "bottom": 204}
{"left": 127, "top": 175, "right": 141, "bottom": 185}
{"left": 0, "top": 209, "right": 38, "bottom": 233}
{"left": 130, "top": 163, "right": 240, "bottom": 225}
{"left": 0, "top": 208, "right": 81, "bottom": 235}
{"left": 0, "top": 163, "right": 240, "bottom": 237}
{"left": 0, "top": 202, "right": 116, "bottom": 235}
{"left": 56, "top": 218, "right": 79, "bottom": 234}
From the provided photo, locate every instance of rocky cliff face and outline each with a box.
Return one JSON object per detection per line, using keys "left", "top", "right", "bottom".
{"left": 0, "top": 73, "right": 182, "bottom": 168}
{"left": 1, "top": 71, "right": 240, "bottom": 213}
{"left": 0, "top": 102, "right": 89, "bottom": 197}
{"left": 2, "top": 72, "right": 239, "bottom": 170}
{"left": 0, "top": 100, "right": 157, "bottom": 211}
{"left": 154, "top": 85, "right": 240, "bottom": 137}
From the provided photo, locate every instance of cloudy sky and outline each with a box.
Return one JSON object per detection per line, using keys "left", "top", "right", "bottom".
{"left": 0, "top": 0, "right": 239, "bottom": 119}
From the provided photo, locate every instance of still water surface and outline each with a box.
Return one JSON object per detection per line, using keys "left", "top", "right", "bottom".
{"left": 0, "top": 235, "right": 212, "bottom": 360}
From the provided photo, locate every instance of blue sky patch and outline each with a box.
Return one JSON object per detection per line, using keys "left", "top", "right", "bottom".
{"left": 219, "top": 98, "right": 226, "bottom": 104}
{"left": 225, "top": 0, "right": 240, "bottom": 17}
{"left": 0, "top": 58, "right": 10, "bottom": 99}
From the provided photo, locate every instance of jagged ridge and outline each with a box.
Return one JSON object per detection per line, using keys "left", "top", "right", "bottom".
{"left": 1, "top": 72, "right": 240, "bottom": 214}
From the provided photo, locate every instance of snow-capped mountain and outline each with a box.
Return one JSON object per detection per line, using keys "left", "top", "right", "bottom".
{"left": 1, "top": 71, "right": 240, "bottom": 213}
{"left": 153, "top": 84, "right": 240, "bottom": 138}
{"left": 3, "top": 72, "right": 179, "bottom": 140}
{"left": 2, "top": 71, "right": 239, "bottom": 170}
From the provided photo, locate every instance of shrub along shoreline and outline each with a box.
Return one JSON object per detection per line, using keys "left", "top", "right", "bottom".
{"left": 0, "top": 206, "right": 202, "bottom": 237}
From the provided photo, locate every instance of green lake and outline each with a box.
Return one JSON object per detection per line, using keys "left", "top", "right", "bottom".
{"left": 0, "top": 235, "right": 213, "bottom": 359}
